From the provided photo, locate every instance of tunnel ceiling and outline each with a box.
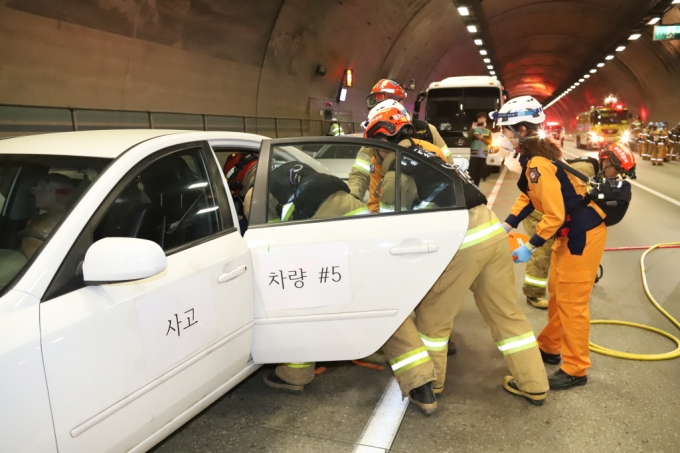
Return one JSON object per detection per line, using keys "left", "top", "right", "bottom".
{"left": 1, "top": 0, "right": 679, "bottom": 127}
{"left": 480, "top": 0, "right": 659, "bottom": 101}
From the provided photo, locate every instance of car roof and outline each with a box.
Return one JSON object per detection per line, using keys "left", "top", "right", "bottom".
{"left": 0, "top": 130, "right": 265, "bottom": 159}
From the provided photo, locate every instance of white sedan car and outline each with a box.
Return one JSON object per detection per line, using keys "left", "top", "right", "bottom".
{"left": 0, "top": 130, "right": 469, "bottom": 453}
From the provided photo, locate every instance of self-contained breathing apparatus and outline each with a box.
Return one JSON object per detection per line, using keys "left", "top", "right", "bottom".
{"left": 552, "top": 159, "right": 632, "bottom": 227}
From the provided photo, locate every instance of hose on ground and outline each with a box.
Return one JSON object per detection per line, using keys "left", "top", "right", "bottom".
{"left": 589, "top": 242, "right": 680, "bottom": 360}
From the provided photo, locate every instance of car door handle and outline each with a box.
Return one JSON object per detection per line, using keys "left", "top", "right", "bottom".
{"left": 390, "top": 245, "right": 439, "bottom": 255}
{"left": 218, "top": 265, "right": 248, "bottom": 283}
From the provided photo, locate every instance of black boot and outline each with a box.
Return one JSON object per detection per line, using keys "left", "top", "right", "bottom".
{"left": 409, "top": 382, "right": 437, "bottom": 415}
{"left": 502, "top": 376, "right": 546, "bottom": 406}
{"left": 549, "top": 369, "right": 587, "bottom": 390}
{"left": 540, "top": 349, "right": 561, "bottom": 365}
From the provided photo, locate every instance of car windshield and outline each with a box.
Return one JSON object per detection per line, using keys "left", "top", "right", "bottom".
{"left": 0, "top": 154, "right": 111, "bottom": 294}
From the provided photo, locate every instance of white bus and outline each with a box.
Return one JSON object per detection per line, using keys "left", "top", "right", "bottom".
{"left": 414, "top": 76, "right": 507, "bottom": 161}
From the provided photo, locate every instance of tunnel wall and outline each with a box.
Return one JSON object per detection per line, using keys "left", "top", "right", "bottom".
{"left": 0, "top": 0, "right": 678, "bottom": 130}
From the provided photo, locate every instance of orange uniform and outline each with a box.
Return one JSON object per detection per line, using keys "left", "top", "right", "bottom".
{"left": 505, "top": 155, "right": 607, "bottom": 377}
{"left": 367, "top": 139, "right": 447, "bottom": 213}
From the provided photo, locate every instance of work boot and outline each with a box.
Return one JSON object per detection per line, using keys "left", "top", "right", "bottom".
{"left": 263, "top": 371, "right": 304, "bottom": 394}
{"left": 526, "top": 296, "right": 548, "bottom": 309}
{"left": 409, "top": 382, "right": 437, "bottom": 415}
{"left": 433, "top": 385, "right": 444, "bottom": 396}
{"left": 447, "top": 340, "right": 457, "bottom": 356}
{"left": 549, "top": 369, "right": 587, "bottom": 390}
{"left": 502, "top": 376, "right": 546, "bottom": 406}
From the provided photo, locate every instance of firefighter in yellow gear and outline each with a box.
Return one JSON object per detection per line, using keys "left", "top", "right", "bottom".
{"left": 328, "top": 117, "right": 345, "bottom": 136}
{"left": 629, "top": 116, "right": 642, "bottom": 153}
{"left": 639, "top": 125, "right": 649, "bottom": 159}
{"left": 649, "top": 124, "right": 664, "bottom": 165}
{"left": 374, "top": 107, "right": 549, "bottom": 410}
{"left": 669, "top": 123, "right": 680, "bottom": 160}
{"left": 349, "top": 86, "right": 451, "bottom": 203}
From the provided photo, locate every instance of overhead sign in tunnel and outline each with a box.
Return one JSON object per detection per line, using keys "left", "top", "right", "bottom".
{"left": 653, "top": 24, "right": 680, "bottom": 40}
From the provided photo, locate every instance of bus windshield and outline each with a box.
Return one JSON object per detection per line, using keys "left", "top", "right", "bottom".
{"left": 426, "top": 87, "right": 501, "bottom": 143}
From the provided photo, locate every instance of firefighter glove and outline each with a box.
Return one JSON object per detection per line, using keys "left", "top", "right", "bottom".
{"left": 512, "top": 244, "right": 535, "bottom": 263}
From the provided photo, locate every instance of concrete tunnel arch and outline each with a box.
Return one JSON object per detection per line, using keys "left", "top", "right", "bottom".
{"left": 0, "top": 0, "right": 679, "bottom": 132}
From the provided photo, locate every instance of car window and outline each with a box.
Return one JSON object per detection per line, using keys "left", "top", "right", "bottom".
{"left": 0, "top": 154, "right": 110, "bottom": 295}
{"left": 391, "top": 154, "right": 457, "bottom": 211}
{"left": 93, "top": 147, "right": 233, "bottom": 252}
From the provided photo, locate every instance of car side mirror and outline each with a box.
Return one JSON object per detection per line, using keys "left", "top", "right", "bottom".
{"left": 83, "top": 237, "right": 167, "bottom": 283}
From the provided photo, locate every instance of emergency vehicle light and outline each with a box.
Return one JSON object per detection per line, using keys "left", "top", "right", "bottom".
{"left": 547, "top": 122, "right": 559, "bottom": 126}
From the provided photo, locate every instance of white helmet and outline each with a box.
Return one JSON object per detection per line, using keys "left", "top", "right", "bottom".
{"left": 361, "top": 99, "right": 411, "bottom": 130}
{"left": 490, "top": 95, "right": 545, "bottom": 126}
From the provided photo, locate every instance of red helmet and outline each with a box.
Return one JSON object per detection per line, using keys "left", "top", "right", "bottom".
{"left": 599, "top": 143, "right": 636, "bottom": 178}
{"left": 367, "top": 79, "right": 407, "bottom": 109}
{"left": 363, "top": 106, "right": 413, "bottom": 140}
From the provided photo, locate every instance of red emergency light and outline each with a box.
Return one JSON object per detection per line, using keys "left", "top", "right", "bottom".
{"left": 547, "top": 121, "right": 559, "bottom": 126}
{"left": 616, "top": 105, "right": 623, "bottom": 110}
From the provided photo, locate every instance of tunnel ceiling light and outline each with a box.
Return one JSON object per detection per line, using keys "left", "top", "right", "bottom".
{"left": 575, "top": 82, "right": 580, "bottom": 85}
{"left": 628, "top": 33, "right": 641, "bottom": 40}
{"left": 579, "top": 78, "right": 585, "bottom": 82}
{"left": 597, "top": 62, "right": 605, "bottom": 67}
{"left": 487, "top": 65, "right": 494, "bottom": 69}
{"left": 605, "top": 55, "right": 615, "bottom": 60}
{"left": 584, "top": 75, "right": 590, "bottom": 78}
{"left": 458, "top": 7, "right": 470, "bottom": 16}
{"left": 483, "top": 58, "right": 491, "bottom": 63}
{"left": 616, "top": 46, "right": 626, "bottom": 52}
{"left": 590, "top": 69, "right": 597, "bottom": 73}
{"left": 673, "top": 0, "right": 680, "bottom": 4}
{"left": 480, "top": 49, "right": 488, "bottom": 55}
{"left": 490, "top": 71, "right": 496, "bottom": 75}
{"left": 474, "top": 39, "right": 483, "bottom": 45}
{"left": 647, "top": 17, "right": 660, "bottom": 25}
{"left": 467, "top": 25, "right": 478, "bottom": 33}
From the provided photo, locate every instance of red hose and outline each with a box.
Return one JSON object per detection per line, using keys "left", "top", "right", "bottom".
{"left": 604, "top": 245, "right": 680, "bottom": 252}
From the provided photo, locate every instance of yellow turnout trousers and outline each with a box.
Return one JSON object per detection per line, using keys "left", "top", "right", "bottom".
{"left": 393, "top": 205, "right": 549, "bottom": 394}
{"left": 537, "top": 223, "right": 607, "bottom": 377}
{"left": 522, "top": 211, "right": 553, "bottom": 299}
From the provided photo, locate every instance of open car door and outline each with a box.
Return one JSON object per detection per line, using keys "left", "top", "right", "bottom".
{"left": 245, "top": 137, "right": 470, "bottom": 364}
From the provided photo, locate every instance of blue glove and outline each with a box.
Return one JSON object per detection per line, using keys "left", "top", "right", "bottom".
{"left": 512, "top": 244, "right": 534, "bottom": 263}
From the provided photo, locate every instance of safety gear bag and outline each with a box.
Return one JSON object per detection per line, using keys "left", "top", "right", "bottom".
{"left": 552, "top": 159, "right": 631, "bottom": 227}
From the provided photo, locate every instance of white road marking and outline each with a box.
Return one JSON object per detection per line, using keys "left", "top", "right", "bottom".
{"left": 352, "top": 377, "right": 408, "bottom": 452}
{"left": 486, "top": 166, "right": 508, "bottom": 209}
{"left": 352, "top": 166, "right": 512, "bottom": 452}
{"left": 562, "top": 149, "right": 680, "bottom": 208}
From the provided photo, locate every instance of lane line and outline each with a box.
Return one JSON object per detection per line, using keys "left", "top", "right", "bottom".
{"left": 352, "top": 167, "right": 513, "bottom": 452}
{"left": 352, "top": 378, "right": 408, "bottom": 452}
{"left": 562, "top": 149, "right": 680, "bottom": 208}
{"left": 486, "top": 166, "right": 508, "bottom": 209}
